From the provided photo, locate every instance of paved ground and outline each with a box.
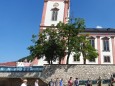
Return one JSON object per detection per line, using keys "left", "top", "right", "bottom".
{"left": 93, "top": 84, "right": 108, "bottom": 86}
{"left": 79, "top": 84, "right": 108, "bottom": 86}
{"left": 64, "top": 84, "right": 109, "bottom": 86}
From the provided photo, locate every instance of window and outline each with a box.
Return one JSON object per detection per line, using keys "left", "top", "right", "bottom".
{"left": 102, "top": 37, "right": 109, "bottom": 51}
{"left": 89, "top": 58, "right": 95, "bottom": 62}
{"left": 89, "top": 37, "right": 96, "bottom": 62}
{"left": 89, "top": 37, "right": 95, "bottom": 48}
{"left": 73, "top": 56, "right": 80, "bottom": 61}
{"left": 104, "top": 56, "right": 110, "bottom": 62}
{"left": 51, "top": 8, "right": 59, "bottom": 21}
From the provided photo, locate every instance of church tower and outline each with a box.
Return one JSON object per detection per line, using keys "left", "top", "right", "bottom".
{"left": 40, "top": 0, "right": 70, "bottom": 32}
{"left": 38, "top": 0, "right": 70, "bottom": 65}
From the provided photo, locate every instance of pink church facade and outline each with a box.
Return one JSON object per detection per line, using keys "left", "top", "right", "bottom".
{"left": 37, "top": 0, "right": 115, "bottom": 65}
{"left": 80, "top": 29, "right": 115, "bottom": 64}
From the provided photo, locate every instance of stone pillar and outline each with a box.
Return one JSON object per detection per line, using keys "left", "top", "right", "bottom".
{"left": 111, "top": 36, "right": 115, "bottom": 64}
{"left": 97, "top": 36, "right": 101, "bottom": 64}
{"left": 63, "top": 0, "right": 69, "bottom": 23}
{"left": 40, "top": 0, "right": 48, "bottom": 32}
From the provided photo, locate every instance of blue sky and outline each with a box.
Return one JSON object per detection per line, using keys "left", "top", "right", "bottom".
{"left": 0, "top": 0, "right": 115, "bottom": 62}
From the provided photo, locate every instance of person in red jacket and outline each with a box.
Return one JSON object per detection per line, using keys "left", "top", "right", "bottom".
{"left": 68, "top": 77, "right": 73, "bottom": 86}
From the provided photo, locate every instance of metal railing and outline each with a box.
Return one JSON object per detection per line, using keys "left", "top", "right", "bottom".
{"left": 0, "top": 66, "right": 44, "bottom": 72}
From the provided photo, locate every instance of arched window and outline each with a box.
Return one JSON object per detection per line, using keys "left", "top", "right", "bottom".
{"left": 51, "top": 8, "right": 59, "bottom": 21}
{"left": 89, "top": 37, "right": 95, "bottom": 62}
{"left": 73, "top": 56, "right": 80, "bottom": 62}
{"left": 102, "top": 37, "right": 110, "bottom": 51}
{"left": 89, "top": 37, "right": 95, "bottom": 48}
{"left": 104, "top": 56, "right": 110, "bottom": 62}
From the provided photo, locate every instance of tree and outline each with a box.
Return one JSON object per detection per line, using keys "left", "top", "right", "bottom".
{"left": 18, "top": 55, "right": 33, "bottom": 62}
{"left": 56, "top": 18, "right": 85, "bottom": 64}
{"left": 28, "top": 25, "right": 66, "bottom": 64}
{"left": 28, "top": 18, "right": 98, "bottom": 64}
{"left": 75, "top": 34, "right": 98, "bottom": 64}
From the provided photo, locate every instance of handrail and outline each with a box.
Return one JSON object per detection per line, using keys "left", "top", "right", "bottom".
{"left": 0, "top": 66, "right": 44, "bottom": 72}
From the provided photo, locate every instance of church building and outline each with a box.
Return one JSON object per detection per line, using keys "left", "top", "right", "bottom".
{"left": 38, "top": 0, "right": 115, "bottom": 65}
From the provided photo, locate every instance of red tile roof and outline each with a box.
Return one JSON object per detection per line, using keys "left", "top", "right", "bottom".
{"left": 0, "top": 62, "right": 16, "bottom": 66}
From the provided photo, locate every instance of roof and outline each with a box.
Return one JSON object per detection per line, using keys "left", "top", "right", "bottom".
{"left": 84, "top": 28, "right": 115, "bottom": 33}
{"left": 0, "top": 62, "right": 16, "bottom": 67}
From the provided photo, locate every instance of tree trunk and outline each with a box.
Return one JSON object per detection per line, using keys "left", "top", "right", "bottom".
{"left": 51, "top": 59, "right": 53, "bottom": 64}
{"left": 66, "top": 56, "right": 69, "bottom": 64}
{"left": 82, "top": 52, "right": 86, "bottom": 64}
{"left": 59, "top": 58, "right": 61, "bottom": 64}
{"left": 48, "top": 60, "right": 50, "bottom": 64}
{"left": 83, "top": 58, "right": 86, "bottom": 64}
{"left": 66, "top": 28, "right": 71, "bottom": 64}
{"left": 66, "top": 52, "right": 71, "bottom": 64}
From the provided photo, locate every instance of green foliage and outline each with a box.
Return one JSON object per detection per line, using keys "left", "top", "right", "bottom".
{"left": 28, "top": 18, "right": 98, "bottom": 64}
{"left": 18, "top": 55, "right": 33, "bottom": 62}
{"left": 76, "top": 34, "right": 98, "bottom": 64}
{"left": 56, "top": 18, "right": 85, "bottom": 64}
{"left": 28, "top": 25, "right": 66, "bottom": 64}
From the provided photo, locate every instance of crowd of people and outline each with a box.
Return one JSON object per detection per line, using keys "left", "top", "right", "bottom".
{"left": 19, "top": 76, "right": 107, "bottom": 86}
{"left": 49, "top": 78, "right": 63, "bottom": 86}
{"left": 48, "top": 76, "right": 102, "bottom": 86}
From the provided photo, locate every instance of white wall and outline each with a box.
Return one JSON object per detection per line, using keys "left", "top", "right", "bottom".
{"left": 67, "top": 36, "right": 114, "bottom": 64}
{"left": 70, "top": 53, "right": 83, "bottom": 64}
{"left": 44, "top": 1, "right": 65, "bottom": 26}
{"left": 68, "top": 37, "right": 98, "bottom": 64}
{"left": 100, "top": 37, "right": 113, "bottom": 64}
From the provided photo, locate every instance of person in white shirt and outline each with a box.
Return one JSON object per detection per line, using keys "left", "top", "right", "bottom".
{"left": 35, "top": 79, "right": 39, "bottom": 86}
{"left": 21, "top": 79, "right": 27, "bottom": 86}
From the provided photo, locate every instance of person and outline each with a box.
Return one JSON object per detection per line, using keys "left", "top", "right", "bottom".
{"left": 34, "top": 79, "right": 39, "bottom": 86}
{"left": 49, "top": 79, "right": 54, "bottom": 86}
{"left": 59, "top": 78, "right": 63, "bottom": 86}
{"left": 110, "top": 75, "right": 114, "bottom": 86}
{"left": 68, "top": 77, "right": 73, "bottom": 86}
{"left": 55, "top": 78, "right": 59, "bottom": 86}
{"left": 97, "top": 76, "right": 102, "bottom": 86}
{"left": 86, "top": 79, "right": 92, "bottom": 86}
{"left": 21, "top": 79, "right": 28, "bottom": 86}
{"left": 74, "top": 78, "right": 79, "bottom": 86}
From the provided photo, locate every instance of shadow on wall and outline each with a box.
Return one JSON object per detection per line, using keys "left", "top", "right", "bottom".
{"left": 41, "top": 64, "right": 76, "bottom": 79}
{"left": 40, "top": 64, "right": 115, "bottom": 84}
{"left": 6, "top": 71, "right": 48, "bottom": 86}
{"left": 0, "top": 78, "right": 48, "bottom": 86}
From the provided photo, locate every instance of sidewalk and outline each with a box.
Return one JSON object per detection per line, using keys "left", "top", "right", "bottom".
{"left": 80, "top": 84, "right": 109, "bottom": 86}
{"left": 64, "top": 84, "right": 109, "bottom": 86}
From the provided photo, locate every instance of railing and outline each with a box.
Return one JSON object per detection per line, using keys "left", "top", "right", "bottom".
{"left": 0, "top": 66, "right": 44, "bottom": 72}
{"left": 79, "top": 79, "right": 111, "bottom": 85}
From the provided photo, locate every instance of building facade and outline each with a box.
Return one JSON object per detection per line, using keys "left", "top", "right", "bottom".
{"left": 38, "top": 0, "right": 70, "bottom": 65}
{"left": 40, "top": 0, "right": 70, "bottom": 32}
{"left": 71, "top": 29, "right": 115, "bottom": 64}
{"left": 38, "top": 0, "right": 115, "bottom": 65}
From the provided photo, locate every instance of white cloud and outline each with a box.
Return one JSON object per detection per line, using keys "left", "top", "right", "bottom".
{"left": 96, "top": 26, "right": 103, "bottom": 28}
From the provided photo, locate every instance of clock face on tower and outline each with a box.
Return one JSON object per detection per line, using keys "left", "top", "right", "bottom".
{"left": 53, "top": 3, "right": 59, "bottom": 8}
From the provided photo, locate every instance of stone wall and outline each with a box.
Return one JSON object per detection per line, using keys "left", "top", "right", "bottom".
{"left": 41, "top": 65, "right": 115, "bottom": 84}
